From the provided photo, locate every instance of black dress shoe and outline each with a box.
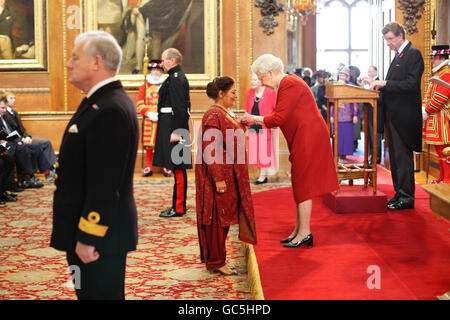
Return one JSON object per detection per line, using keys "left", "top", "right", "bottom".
{"left": 160, "top": 208, "right": 173, "bottom": 214}
{"left": 159, "top": 208, "right": 185, "bottom": 218}
{"left": 284, "top": 234, "right": 314, "bottom": 248}
{"left": 387, "top": 199, "right": 414, "bottom": 210}
{"left": 387, "top": 194, "right": 401, "bottom": 206}
{"left": 24, "top": 179, "right": 44, "bottom": 188}
{"left": 17, "top": 181, "right": 29, "bottom": 189}
{"left": 31, "top": 176, "right": 44, "bottom": 184}
{"left": 254, "top": 177, "right": 268, "bottom": 185}
{"left": 0, "top": 199, "right": 5, "bottom": 206}
{"left": 142, "top": 171, "right": 153, "bottom": 177}
{"left": 1, "top": 192, "right": 17, "bottom": 202}
{"left": 280, "top": 236, "right": 295, "bottom": 243}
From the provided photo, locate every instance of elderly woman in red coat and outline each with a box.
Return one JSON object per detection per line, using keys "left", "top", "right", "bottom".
{"left": 244, "top": 72, "right": 278, "bottom": 184}
{"left": 196, "top": 76, "right": 257, "bottom": 275}
{"left": 243, "top": 54, "right": 338, "bottom": 248}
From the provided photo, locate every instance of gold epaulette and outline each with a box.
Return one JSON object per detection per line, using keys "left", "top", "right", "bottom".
{"left": 78, "top": 211, "right": 108, "bottom": 237}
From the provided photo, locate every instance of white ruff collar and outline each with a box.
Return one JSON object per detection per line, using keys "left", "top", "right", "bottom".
{"left": 147, "top": 75, "right": 164, "bottom": 85}
{"left": 432, "top": 59, "right": 450, "bottom": 74}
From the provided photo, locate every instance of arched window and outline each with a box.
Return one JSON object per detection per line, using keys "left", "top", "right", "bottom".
{"left": 316, "top": 0, "right": 369, "bottom": 76}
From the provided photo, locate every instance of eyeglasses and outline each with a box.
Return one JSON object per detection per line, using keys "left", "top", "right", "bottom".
{"left": 383, "top": 35, "right": 400, "bottom": 43}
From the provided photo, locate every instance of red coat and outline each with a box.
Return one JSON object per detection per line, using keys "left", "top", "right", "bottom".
{"left": 264, "top": 74, "right": 339, "bottom": 204}
{"left": 422, "top": 61, "right": 450, "bottom": 145}
{"left": 244, "top": 87, "right": 278, "bottom": 168}
{"left": 136, "top": 82, "right": 159, "bottom": 148}
{"left": 195, "top": 105, "right": 257, "bottom": 261}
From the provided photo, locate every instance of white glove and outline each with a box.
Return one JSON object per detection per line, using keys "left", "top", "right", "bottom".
{"left": 422, "top": 107, "right": 429, "bottom": 121}
{"left": 147, "top": 112, "right": 158, "bottom": 122}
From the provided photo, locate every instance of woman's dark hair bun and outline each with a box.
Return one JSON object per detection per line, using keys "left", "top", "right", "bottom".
{"left": 206, "top": 76, "right": 234, "bottom": 100}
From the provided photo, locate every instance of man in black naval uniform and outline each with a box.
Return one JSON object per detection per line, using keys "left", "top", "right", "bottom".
{"left": 50, "top": 31, "right": 139, "bottom": 300}
{"left": 153, "top": 48, "right": 192, "bottom": 217}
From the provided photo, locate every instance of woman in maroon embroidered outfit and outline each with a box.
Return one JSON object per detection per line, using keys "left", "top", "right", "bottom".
{"left": 195, "top": 76, "right": 257, "bottom": 275}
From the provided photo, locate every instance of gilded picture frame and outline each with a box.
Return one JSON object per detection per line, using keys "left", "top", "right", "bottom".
{"left": 431, "top": 0, "right": 449, "bottom": 45}
{"left": 0, "top": 0, "right": 47, "bottom": 70}
{"left": 83, "top": 0, "right": 219, "bottom": 88}
{"left": 424, "top": 0, "right": 449, "bottom": 89}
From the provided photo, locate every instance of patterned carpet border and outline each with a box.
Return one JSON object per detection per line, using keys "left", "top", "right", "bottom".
{"left": 0, "top": 176, "right": 285, "bottom": 300}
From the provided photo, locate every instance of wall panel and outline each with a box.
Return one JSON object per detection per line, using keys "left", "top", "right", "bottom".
{"left": 4, "top": 1, "right": 432, "bottom": 176}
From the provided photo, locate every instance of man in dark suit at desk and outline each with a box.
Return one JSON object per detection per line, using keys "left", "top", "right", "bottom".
{"left": 369, "top": 22, "right": 424, "bottom": 210}
{"left": 50, "top": 31, "right": 139, "bottom": 299}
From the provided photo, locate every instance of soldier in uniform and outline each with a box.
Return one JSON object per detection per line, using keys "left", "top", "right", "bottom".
{"left": 422, "top": 45, "right": 450, "bottom": 183}
{"left": 153, "top": 48, "right": 192, "bottom": 218}
{"left": 136, "top": 59, "right": 171, "bottom": 177}
{"left": 50, "top": 31, "right": 139, "bottom": 300}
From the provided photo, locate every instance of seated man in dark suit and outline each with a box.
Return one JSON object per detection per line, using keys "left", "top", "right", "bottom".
{"left": 0, "top": 142, "right": 17, "bottom": 205}
{"left": 3, "top": 91, "right": 56, "bottom": 181}
{"left": 0, "top": 96, "right": 44, "bottom": 189}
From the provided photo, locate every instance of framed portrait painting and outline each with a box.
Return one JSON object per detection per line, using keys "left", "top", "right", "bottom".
{"left": 0, "top": 0, "right": 47, "bottom": 70}
{"left": 83, "top": 0, "right": 219, "bottom": 88}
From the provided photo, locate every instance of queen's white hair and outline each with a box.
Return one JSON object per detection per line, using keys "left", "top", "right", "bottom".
{"left": 251, "top": 54, "right": 284, "bottom": 76}
{"left": 302, "top": 67, "right": 313, "bottom": 77}
{"left": 75, "top": 31, "right": 123, "bottom": 73}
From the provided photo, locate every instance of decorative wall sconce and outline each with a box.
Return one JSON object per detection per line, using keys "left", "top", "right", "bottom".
{"left": 255, "top": 0, "right": 285, "bottom": 35}
{"left": 397, "top": 0, "right": 426, "bottom": 35}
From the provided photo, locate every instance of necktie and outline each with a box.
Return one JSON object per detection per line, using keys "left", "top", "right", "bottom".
{"left": 1, "top": 116, "right": 11, "bottom": 134}
{"left": 393, "top": 52, "right": 399, "bottom": 62}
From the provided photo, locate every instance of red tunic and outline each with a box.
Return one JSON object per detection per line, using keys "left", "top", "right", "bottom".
{"left": 264, "top": 74, "right": 339, "bottom": 204}
{"left": 136, "top": 82, "right": 159, "bottom": 148}
{"left": 422, "top": 62, "right": 450, "bottom": 145}
{"left": 195, "top": 105, "right": 257, "bottom": 263}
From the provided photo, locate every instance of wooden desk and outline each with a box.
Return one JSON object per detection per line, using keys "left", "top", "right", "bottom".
{"left": 326, "top": 83, "right": 380, "bottom": 193}
{"left": 421, "top": 183, "right": 450, "bottom": 300}
{"left": 421, "top": 184, "right": 450, "bottom": 221}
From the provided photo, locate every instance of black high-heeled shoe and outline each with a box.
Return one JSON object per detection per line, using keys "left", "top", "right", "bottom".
{"left": 254, "top": 177, "right": 268, "bottom": 185}
{"left": 284, "top": 234, "right": 313, "bottom": 248}
{"left": 280, "top": 235, "right": 296, "bottom": 243}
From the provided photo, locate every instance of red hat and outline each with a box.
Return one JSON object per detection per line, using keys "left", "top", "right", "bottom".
{"left": 312, "top": 70, "right": 324, "bottom": 78}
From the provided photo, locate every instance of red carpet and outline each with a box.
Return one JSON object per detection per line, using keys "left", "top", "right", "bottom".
{"left": 252, "top": 173, "right": 450, "bottom": 299}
